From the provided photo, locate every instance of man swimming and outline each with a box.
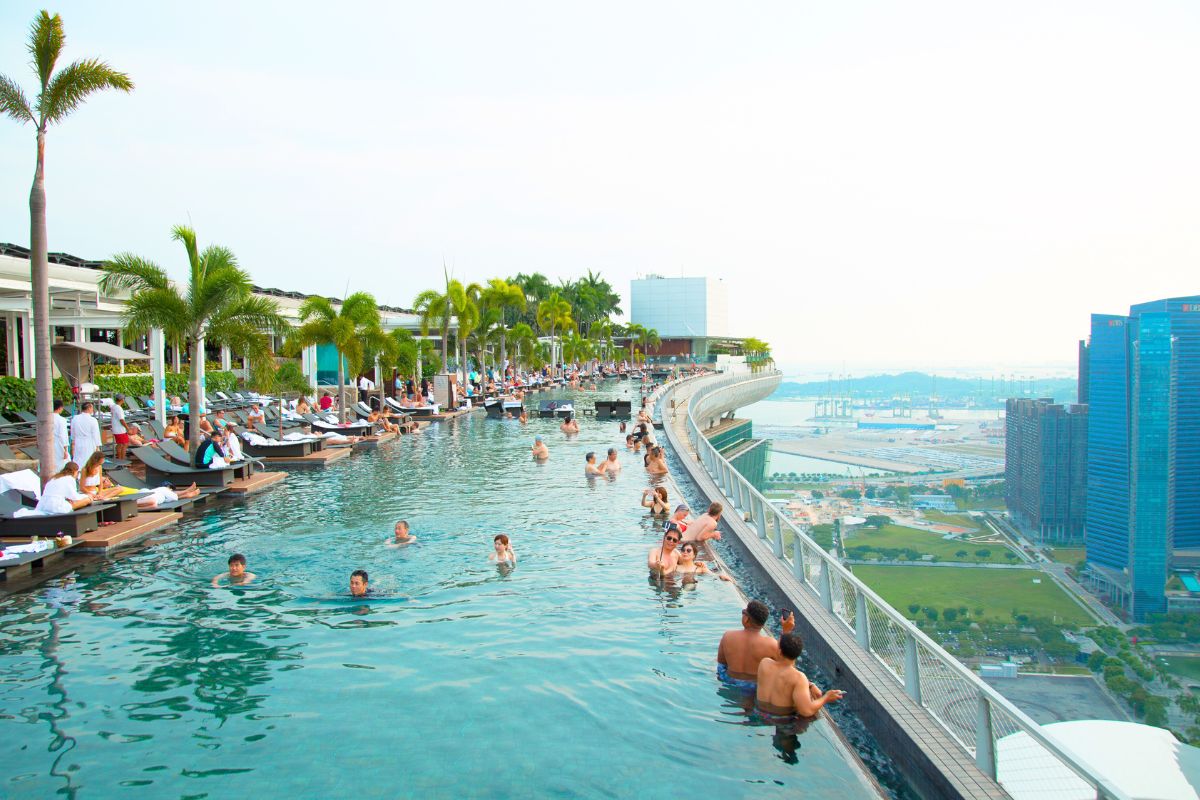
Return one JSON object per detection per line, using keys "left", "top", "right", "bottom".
{"left": 561, "top": 414, "right": 579, "bottom": 434}
{"left": 603, "top": 447, "right": 621, "bottom": 473}
{"left": 350, "top": 569, "right": 370, "bottom": 597}
{"left": 531, "top": 436, "right": 549, "bottom": 459}
{"left": 684, "top": 502, "right": 722, "bottom": 543}
{"left": 585, "top": 452, "right": 605, "bottom": 476}
{"left": 648, "top": 523, "right": 682, "bottom": 576}
{"left": 390, "top": 520, "right": 416, "bottom": 545}
{"left": 212, "top": 553, "right": 256, "bottom": 587}
{"left": 757, "top": 633, "right": 844, "bottom": 717}
{"left": 716, "top": 600, "right": 796, "bottom": 689}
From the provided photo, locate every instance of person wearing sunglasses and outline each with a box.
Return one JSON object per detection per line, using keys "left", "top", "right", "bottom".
{"left": 675, "top": 542, "right": 733, "bottom": 584}
{"left": 648, "top": 522, "right": 683, "bottom": 576}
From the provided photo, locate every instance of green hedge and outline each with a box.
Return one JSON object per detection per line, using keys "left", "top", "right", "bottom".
{"left": 1, "top": 371, "right": 239, "bottom": 413}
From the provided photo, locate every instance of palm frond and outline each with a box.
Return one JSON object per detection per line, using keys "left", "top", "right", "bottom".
{"left": 27, "top": 11, "right": 63, "bottom": 91}
{"left": 121, "top": 289, "right": 191, "bottom": 341}
{"left": 340, "top": 292, "right": 381, "bottom": 327}
{"left": 171, "top": 225, "right": 201, "bottom": 288}
{"left": 299, "top": 296, "right": 337, "bottom": 324}
{"left": 0, "top": 74, "right": 34, "bottom": 124}
{"left": 40, "top": 58, "right": 133, "bottom": 125}
{"left": 100, "top": 253, "right": 172, "bottom": 294}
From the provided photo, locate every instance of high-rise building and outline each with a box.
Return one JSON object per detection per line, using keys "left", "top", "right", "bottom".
{"left": 1084, "top": 296, "right": 1200, "bottom": 620}
{"left": 1005, "top": 398, "right": 1088, "bottom": 543}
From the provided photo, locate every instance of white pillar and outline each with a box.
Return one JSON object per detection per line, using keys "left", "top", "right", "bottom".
{"left": 220, "top": 345, "right": 231, "bottom": 371}
{"left": 196, "top": 337, "right": 206, "bottom": 413}
{"left": 6, "top": 314, "right": 18, "bottom": 377}
{"left": 21, "top": 313, "right": 35, "bottom": 379}
{"left": 117, "top": 329, "right": 125, "bottom": 373}
{"left": 150, "top": 328, "right": 166, "bottom": 425}
{"left": 301, "top": 344, "right": 318, "bottom": 391}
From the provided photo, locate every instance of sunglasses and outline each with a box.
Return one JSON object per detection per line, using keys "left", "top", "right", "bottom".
{"left": 664, "top": 535, "right": 680, "bottom": 543}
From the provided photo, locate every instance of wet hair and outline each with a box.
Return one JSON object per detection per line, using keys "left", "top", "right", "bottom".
{"left": 228, "top": 554, "right": 246, "bottom": 567}
{"left": 744, "top": 601, "right": 769, "bottom": 627}
{"left": 779, "top": 632, "right": 803, "bottom": 660}
{"left": 395, "top": 520, "right": 409, "bottom": 532}
{"left": 83, "top": 450, "right": 105, "bottom": 475}
{"left": 707, "top": 502, "right": 723, "bottom": 517}
{"left": 494, "top": 534, "right": 510, "bottom": 545}
{"left": 625, "top": 434, "right": 633, "bottom": 444}
{"left": 654, "top": 486, "right": 668, "bottom": 502}
{"left": 351, "top": 569, "right": 368, "bottom": 583}
{"left": 585, "top": 452, "right": 595, "bottom": 462}
{"left": 679, "top": 542, "right": 696, "bottom": 555}
{"left": 607, "top": 448, "right": 617, "bottom": 457}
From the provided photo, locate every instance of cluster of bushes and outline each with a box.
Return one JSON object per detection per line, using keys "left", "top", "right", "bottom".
{"left": 1090, "top": 651, "right": 1171, "bottom": 727}
{"left": 93, "top": 361, "right": 223, "bottom": 377}
{"left": 845, "top": 544, "right": 926, "bottom": 562}
{"left": 0, "top": 372, "right": 239, "bottom": 414}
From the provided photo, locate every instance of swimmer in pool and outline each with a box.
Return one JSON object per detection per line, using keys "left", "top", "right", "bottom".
{"left": 518, "top": 410, "right": 528, "bottom": 425}
{"left": 648, "top": 524, "right": 681, "bottom": 576}
{"left": 603, "top": 447, "right": 621, "bottom": 473}
{"left": 716, "top": 601, "right": 796, "bottom": 689}
{"left": 757, "top": 633, "right": 844, "bottom": 717}
{"left": 674, "top": 541, "right": 733, "bottom": 583}
{"left": 585, "top": 451, "right": 605, "bottom": 476}
{"left": 489, "top": 533, "right": 516, "bottom": 565}
{"left": 212, "top": 553, "right": 256, "bottom": 587}
{"left": 561, "top": 414, "right": 579, "bottom": 434}
{"left": 531, "top": 436, "right": 549, "bottom": 460}
{"left": 350, "top": 569, "right": 370, "bottom": 597}
{"left": 390, "top": 519, "right": 416, "bottom": 546}
{"left": 641, "top": 486, "right": 670, "bottom": 516}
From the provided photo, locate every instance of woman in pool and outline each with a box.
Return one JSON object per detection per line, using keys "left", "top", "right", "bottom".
{"left": 674, "top": 541, "right": 733, "bottom": 583}
{"left": 489, "top": 534, "right": 516, "bottom": 565}
{"left": 641, "top": 486, "right": 670, "bottom": 516}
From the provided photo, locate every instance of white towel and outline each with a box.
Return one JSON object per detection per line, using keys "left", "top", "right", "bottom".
{"left": 0, "top": 469, "right": 42, "bottom": 499}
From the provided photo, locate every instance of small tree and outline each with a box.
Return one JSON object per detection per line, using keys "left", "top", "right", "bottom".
{"left": 907, "top": 603, "right": 921, "bottom": 616}
{"left": 975, "top": 549, "right": 992, "bottom": 559}
{"left": 943, "top": 608, "right": 958, "bottom": 622}
{"left": 1087, "top": 650, "right": 1107, "bottom": 672}
{"left": 864, "top": 514, "right": 891, "bottom": 528}
{"left": 291, "top": 292, "right": 382, "bottom": 424}
{"left": 924, "top": 607, "right": 939, "bottom": 622}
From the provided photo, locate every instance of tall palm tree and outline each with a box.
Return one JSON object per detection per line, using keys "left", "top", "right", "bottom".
{"left": 510, "top": 322, "right": 536, "bottom": 370}
{"left": 101, "top": 226, "right": 285, "bottom": 447}
{"left": 291, "top": 292, "right": 383, "bottom": 423}
{"left": 2, "top": 11, "right": 133, "bottom": 480}
{"left": 639, "top": 327, "right": 661, "bottom": 365}
{"left": 412, "top": 287, "right": 450, "bottom": 372}
{"left": 535, "top": 291, "right": 573, "bottom": 371}
{"left": 480, "top": 278, "right": 525, "bottom": 369}
{"left": 447, "top": 279, "right": 478, "bottom": 384}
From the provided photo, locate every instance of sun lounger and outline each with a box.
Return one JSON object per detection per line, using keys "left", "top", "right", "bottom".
{"left": 156, "top": 439, "right": 252, "bottom": 480}
{"left": 133, "top": 445, "right": 235, "bottom": 488}
{"left": 0, "top": 493, "right": 110, "bottom": 537}
{"left": 108, "top": 468, "right": 222, "bottom": 508}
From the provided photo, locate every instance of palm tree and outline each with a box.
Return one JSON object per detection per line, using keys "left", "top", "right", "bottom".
{"left": 535, "top": 291, "right": 573, "bottom": 371}
{"left": 291, "top": 292, "right": 382, "bottom": 423}
{"left": 101, "top": 226, "right": 285, "bottom": 447}
{"left": 448, "top": 279, "right": 478, "bottom": 384}
{"left": 2, "top": 11, "right": 133, "bottom": 480}
{"left": 412, "top": 287, "right": 450, "bottom": 372}
{"left": 562, "top": 331, "right": 593, "bottom": 365}
{"left": 510, "top": 322, "right": 536, "bottom": 370}
{"left": 481, "top": 278, "right": 525, "bottom": 370}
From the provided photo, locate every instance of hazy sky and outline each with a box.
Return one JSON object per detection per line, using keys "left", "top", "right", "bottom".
{"left": 1, "top": 2, "right": 1197, "bottom": 374}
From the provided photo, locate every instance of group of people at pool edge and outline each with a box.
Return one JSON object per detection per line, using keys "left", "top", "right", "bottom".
{"left": 208, "top": 390, "right": 845, "bottom": 724}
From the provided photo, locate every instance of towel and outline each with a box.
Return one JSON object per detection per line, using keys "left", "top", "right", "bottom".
{"left": 0, "top": 469, "right": 41, "bottom": 500}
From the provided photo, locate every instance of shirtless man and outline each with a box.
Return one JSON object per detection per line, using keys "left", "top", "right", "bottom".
{"left": 350, "top": 569, "right": 370, "bottom": 597}
{"left": 716, "top": 601, "right": 796, "bottom": 688}
{"left": 212, "top": 553, "right": 256, "bottom": 587}
{"left": 684, "top": 502, "right": 723, "bottom": 543}
{"left": 757, "top": 633, "right": 844, "bottom": 717}
{"left": 648, "top": 523, "right": 682, "bottom": 576}
{"left": 585, "top": 452, "right": 605, "bottom": 476}
{"left": 531, "top": 436, "right": 549, "bottom": 459}
{"left": 390, "top": 519, "right": 416, "bottom": 545}
{"left": 603, "top": 448, "right": 621, "bottom": 473}
{"left": 561, "top": 415, "right": 579, "bottom": 434}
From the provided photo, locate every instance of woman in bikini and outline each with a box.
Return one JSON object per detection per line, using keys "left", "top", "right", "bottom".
{"left": 641, "top": 486, "right": 670, "bottom": 516}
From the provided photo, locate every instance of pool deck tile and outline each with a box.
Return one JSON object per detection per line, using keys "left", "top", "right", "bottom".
{"left": 75, "top": 512, "right": 183, "bottom": 553}
{"left": 260, "top": 448, "right": 351, "bottom": 467}
{"left": 226, "top": 471, "right": 288, "bottom": 495}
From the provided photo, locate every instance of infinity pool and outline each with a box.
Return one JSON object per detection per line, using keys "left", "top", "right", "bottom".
{"left": 0, "top": 387, "right": 880, "bottom": 798}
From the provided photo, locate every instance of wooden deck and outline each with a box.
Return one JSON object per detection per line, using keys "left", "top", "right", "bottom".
{"left": 76, "top": 512, "right": 183, "bottom": 553}
{"left": 225, "top": 471, "right": 287, "bottom": 495}
{"left": 259, "top": 448, "right": 351, "bottom": 467}
{"left": 354, "top": 432, "right": 397, "bottom": 450}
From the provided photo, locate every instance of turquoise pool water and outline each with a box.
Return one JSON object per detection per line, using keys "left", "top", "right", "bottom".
{"left": 0, "top": 388, "right": 880, "bottom": 799}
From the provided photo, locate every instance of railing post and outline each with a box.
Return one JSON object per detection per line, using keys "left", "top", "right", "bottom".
{"left": 904, "top": 633, "right": 922, "bottom": 703}
{"left": 769, "top": 505, "right": 783, "bottom": 558}
{"left": 855, "top": 592, "right": 870, "bottom": 649}
{"left": 818, "top": 560, "right": 833, "bottom": 612}
{"left": 975, "top": 691, "right": 996, "bottom": 779}
{"left": 792, "top": 533, "right": 805, "bottom": 582}
{"left": 753, "top": 496, "right": 769, "bottom": 542}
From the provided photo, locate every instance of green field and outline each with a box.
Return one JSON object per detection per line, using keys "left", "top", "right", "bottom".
{"left": 1047, "top": 547, "right": 1086, "bottom": 564}
{"left": 852, "top": 565, "right": 1094, "bottom": 624}
{"left": 1161, "top": 656, "right": 1200, "bottom": 687}
{"left": 844, "top": 523, "right": 1016, "bottom": 564}
{"left": 921, "top": 510, "right": 979, "bottom": 530}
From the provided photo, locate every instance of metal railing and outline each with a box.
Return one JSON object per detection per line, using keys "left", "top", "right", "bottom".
{"left": 666, "top": 371, "right": 1129, "bottom": 800}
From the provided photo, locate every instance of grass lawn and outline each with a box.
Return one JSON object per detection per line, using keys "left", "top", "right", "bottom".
{"left": 1047, "top": 547, "right": 1085, "bottom": 564}
{"left": 852, "top": 565, "right": 1094, "bottom": 625}
{"left": 1161, "top": 656, "right": 1200, "bottom": 687}
{"left": 844, "top": 523, "right": 1017, "bottom": 564}
{"left": 807, "top": 523, "right": 834, "bottom": 550}
{"left": 955, "top": 497, "right": 1005, "bottom": 511}
{"left": 921, "top": 510, "right": 979, "bottom": 530}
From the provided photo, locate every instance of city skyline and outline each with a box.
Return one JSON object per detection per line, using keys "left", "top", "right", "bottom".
{"left": 1, "top": 2, "right": 1198, "bottom": 368}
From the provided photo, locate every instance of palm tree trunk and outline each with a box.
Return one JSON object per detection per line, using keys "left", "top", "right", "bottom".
{"left": 500, "top": 331, "right": 508, "bottom": 373}
{"left": 336, "top": 351, "right": 346, "bottom": 423}
{"left": 188, "top": 339, "right": 204, "bottom": 448}
{"left": 30, "top": 131, "right": 55, "bottom": 483}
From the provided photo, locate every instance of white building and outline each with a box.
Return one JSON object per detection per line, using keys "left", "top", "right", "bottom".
{"left": 629, "top": 275, "right": 743, "bottom": 361}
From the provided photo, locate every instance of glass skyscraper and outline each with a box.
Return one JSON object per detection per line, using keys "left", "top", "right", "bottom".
{"left": 1085, "top": 296, "right": 1200, "bottom": 620}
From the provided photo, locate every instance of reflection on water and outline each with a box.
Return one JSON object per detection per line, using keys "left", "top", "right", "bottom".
{"left": 0, "top": 385, "right": 884, "bottom": 799}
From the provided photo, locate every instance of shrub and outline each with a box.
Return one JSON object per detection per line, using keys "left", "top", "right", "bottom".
{"left": 0, "top": 377, "right": 35, "bottom": 414}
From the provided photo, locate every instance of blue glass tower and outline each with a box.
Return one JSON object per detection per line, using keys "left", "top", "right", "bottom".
{"left": 1085, "top": 296, "right": 1200, "bottom": 620}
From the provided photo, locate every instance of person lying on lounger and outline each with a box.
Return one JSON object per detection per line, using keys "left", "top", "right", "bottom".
{"left": 138, "top": 482, "right": 201, "bottom": 509}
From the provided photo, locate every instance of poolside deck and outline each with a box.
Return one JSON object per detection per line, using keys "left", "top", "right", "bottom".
{"left": 354, "top": 432, "right": 397, "bottom": 450}
{"left": 259, "top": 448, "right": 351, "bottom": 468}
{"left": 225, "top": 471, "right": 287, "bottom": 495}
{"left": 76, "top": 511, "right": 183, "bottom": 553}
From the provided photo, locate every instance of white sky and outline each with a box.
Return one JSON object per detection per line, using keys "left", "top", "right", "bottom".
{"left": 1, "top": 1, "right": 1197, "bottom": 374}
